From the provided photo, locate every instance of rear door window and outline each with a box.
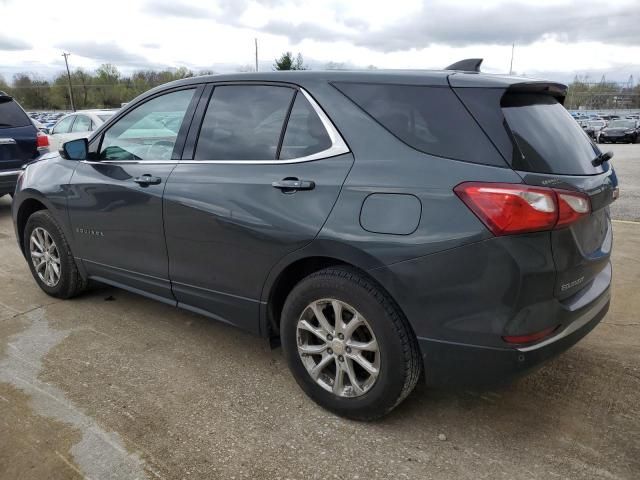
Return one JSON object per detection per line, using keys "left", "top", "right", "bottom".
{"left": 501, "top": 93, "right": 602, "bottom": 175}
{"left": 280, "top": 93, "right": 332, "bottom": 160}
{"left": 333, "top": 82, "right": 503, "bottom": 166}
{"left": 0, "top": 98, "right": 31, "bottom": 128}
{"left": 195, "top": 85, "right": 294, "bottom": 160}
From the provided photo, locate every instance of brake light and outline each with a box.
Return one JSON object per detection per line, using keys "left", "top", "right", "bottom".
{"left": 36, "top": 131, "right": 49, "bottom": 149}
{"left": 454, "top": 182, "right": 591, "bottom": 236}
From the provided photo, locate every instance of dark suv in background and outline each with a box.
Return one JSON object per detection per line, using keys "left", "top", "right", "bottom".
{"left": 599, "top": 118, "right": 639, "bottom": 144}
{"left": 11, "top": 63, "right": 617, "bottom": 419}
{"left": 0, "top": 91, "right": 49, "bottom": 197}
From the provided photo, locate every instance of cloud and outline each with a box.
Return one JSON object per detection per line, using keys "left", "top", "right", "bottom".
{"left": 252, "top": 1, "right": 640, "bottom": 51}
{"left": 55, "top": 41, "right": 153, "bottom": 67}
{"left": 0, "top": 33, "right": 31, "bottom": 51}
{"left": 144, "top": 0, "right": 215, "bottom": 19}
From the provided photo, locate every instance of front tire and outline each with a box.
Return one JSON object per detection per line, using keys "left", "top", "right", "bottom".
{"left": 281, "top": 267, "right": 421, "bottom": 420}
{"left": 24, "top": 210, "right": 86, "bottom": 298}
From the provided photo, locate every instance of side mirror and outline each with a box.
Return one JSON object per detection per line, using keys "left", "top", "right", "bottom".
{"left": 60, "top": 138, "right": 88, "bottom": 161}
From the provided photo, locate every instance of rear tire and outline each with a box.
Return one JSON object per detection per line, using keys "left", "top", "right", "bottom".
{"left": 281, "top": 267, "right": 421, "bottom": 420}
{"left": 24, "top": 210, "right": 87, "bottom": 299}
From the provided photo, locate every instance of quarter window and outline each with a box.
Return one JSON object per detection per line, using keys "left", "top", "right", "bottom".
{"left": 99, "top": 89, "right": 195, "bottom": 161}
{"left": 280, "top": 93, "right": 332, "bottom": 160}
{"left": 194, "top": 85, "right": 294, "bottom": 160}
{"left": 334, "top": 82, "right": 498, "bottom": 163}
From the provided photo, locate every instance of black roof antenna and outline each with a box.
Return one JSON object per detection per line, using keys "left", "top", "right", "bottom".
{"left": 445, "top": 58, "right": 483, "bottom": 72}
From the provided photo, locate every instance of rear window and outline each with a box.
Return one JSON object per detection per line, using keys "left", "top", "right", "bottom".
{"left": 0, "top": 97, "right": 30, "bottom": 128}
{"left": 501, "top": 94, "right": 601, "bottom": 175}
{"left": 333, "top": 82, "right": 503, "bottom": 166}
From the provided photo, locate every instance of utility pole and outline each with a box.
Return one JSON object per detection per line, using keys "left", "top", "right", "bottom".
{"left": 61, "top": 52, "right": 75, "bottom": 111}
{"left": 509, "top": 43, "right": 515, "bottom": 75}
{"left": 254, "top": 38, "right": 259, "bottom": 72}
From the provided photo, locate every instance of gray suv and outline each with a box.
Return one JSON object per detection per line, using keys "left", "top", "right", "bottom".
{"left": 12, "top": 66, "right": 617, "bottom": 419}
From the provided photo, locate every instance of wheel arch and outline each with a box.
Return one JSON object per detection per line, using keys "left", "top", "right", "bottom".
{"left": 260, "top": 242, "right": 409, "bottom": 343}
{"left": 16, "top": 194, "right": 50, "bottom": 255}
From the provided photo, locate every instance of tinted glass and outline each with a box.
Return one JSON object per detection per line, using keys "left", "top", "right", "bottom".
{"left": 195, "top": 85, "right": 294, "bottom": 160}
{"left": 53, "top": 115, "right": 75, "bottom": 134}
{"left": 0, "top": 98, "right": 30, "bottom": 128}
{"left": 71, "top": 115, "right": 92, "bottom": 132}
{"left": 334, "top": 82, "right": 500, "bottom": 164}
{"left": 502, "top": 94, "right": 601, "bottom": 175}
{"left": 280, "top": 93, "right": 332, "bottom": 160}
{"left": 100, "top": 89, "right": 194, "bottom": 161}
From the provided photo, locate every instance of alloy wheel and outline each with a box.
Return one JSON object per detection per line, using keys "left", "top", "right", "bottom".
{"left": 296, "top": 299, "right": 380, "bottom": 397}
{"left": 29, "top": 227, "right": 61, "bottom": 287}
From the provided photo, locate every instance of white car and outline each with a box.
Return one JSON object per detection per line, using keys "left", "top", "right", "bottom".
{"left": 48, "top": 110, "right": 116, "bottom": 151}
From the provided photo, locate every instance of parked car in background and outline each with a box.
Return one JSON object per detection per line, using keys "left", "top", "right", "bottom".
{"left": 599, "top": 119, "right": 639, "bottom": 144}
{"left": 0, "top": 91, "right": 49, "bottom": 198}
{"left": 12, "top": 67, "right": 617, "bottom": 419}
{"left": 583, "top": 119, "right": 607, "bottom": 141}
{"left": 48, "top": 109, "right": 116, "bottom": 151}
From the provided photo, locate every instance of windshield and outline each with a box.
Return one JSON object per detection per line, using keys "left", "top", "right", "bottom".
{"left": 607, "top": 120, "right": 635, "bottom": 129}
{"left": 501, "top": 93, "right": 603, "bottom": 175}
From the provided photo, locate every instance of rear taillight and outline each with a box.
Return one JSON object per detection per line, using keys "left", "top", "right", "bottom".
{"left": 454, "top": 182, "right": 591, "bottom": 236}
{"left": 36, "top": 131, "right": 49, "bottom": 149}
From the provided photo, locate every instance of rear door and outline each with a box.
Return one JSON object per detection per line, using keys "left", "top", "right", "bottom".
{"left": 456, "top": 87, "right": 617, "bottom": 300}
{"left": 163, "top": 83, "right": 352, "bottom": 333}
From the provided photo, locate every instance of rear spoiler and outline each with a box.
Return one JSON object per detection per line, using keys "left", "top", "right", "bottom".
{"left": 507, "top": 82, "right": 568, "bottom": 104}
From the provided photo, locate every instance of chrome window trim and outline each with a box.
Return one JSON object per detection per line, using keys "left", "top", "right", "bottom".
{"left": 0, "top": 169, "right": 22, "bottom": 176}
{"left": 84, "top": 87, "right": 350, "bottom": 166}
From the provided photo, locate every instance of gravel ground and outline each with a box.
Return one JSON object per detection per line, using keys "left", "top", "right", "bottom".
{"left": 0, "top": 147, "right": 639, "bottom": 479}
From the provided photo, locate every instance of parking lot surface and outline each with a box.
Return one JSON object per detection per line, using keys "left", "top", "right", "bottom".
{"left": 1, "top": 145, "right": 639, "bottom": 480}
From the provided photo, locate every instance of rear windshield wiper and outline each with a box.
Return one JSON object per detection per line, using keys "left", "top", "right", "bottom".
{"left": 592, "top": 150, "right": 613, "bottom": 167}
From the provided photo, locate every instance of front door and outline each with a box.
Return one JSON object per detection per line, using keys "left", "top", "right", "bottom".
{"left": 163, "top": 84, "right": 353, "bottom": 333}
{"left": 67, "top": 87, "right": 200, "bottom": 301}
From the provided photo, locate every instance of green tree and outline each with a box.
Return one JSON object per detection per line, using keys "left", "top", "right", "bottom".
{"left": 273, "top": 52, "right": 307, "bottom": 71}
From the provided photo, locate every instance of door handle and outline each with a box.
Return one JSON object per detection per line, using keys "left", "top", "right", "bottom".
{"left": 0, "top": 138, "right": 17, "bottom": 145}
{"left": 133, "top": 174, "right": 162, "bottom": 186}
{"left": 272, "top": 178, "right": 315, "bottom": 192}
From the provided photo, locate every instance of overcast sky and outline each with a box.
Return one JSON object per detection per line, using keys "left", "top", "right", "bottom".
{"left": 1, "top": 0, "right": 639, "bottom": 84}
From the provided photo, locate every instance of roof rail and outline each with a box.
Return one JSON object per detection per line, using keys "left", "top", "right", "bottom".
{"left": 445, "top": 58, "right": 483, "bottom": 72}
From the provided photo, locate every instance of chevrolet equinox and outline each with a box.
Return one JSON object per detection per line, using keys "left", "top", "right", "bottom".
{"left": 12, "top": 62, "right": 617, "bottom": 419}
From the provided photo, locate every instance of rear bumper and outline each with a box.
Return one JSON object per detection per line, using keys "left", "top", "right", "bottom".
{"left": 419, "top": 285, "right": 610, "bottom": 387}
{"left": 0, "top": 169, "right": 21, "bottom": 195}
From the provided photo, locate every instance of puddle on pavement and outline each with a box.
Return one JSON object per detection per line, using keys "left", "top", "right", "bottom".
{"left": 0, "top": 307, "right": 149, "bottom": 480}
